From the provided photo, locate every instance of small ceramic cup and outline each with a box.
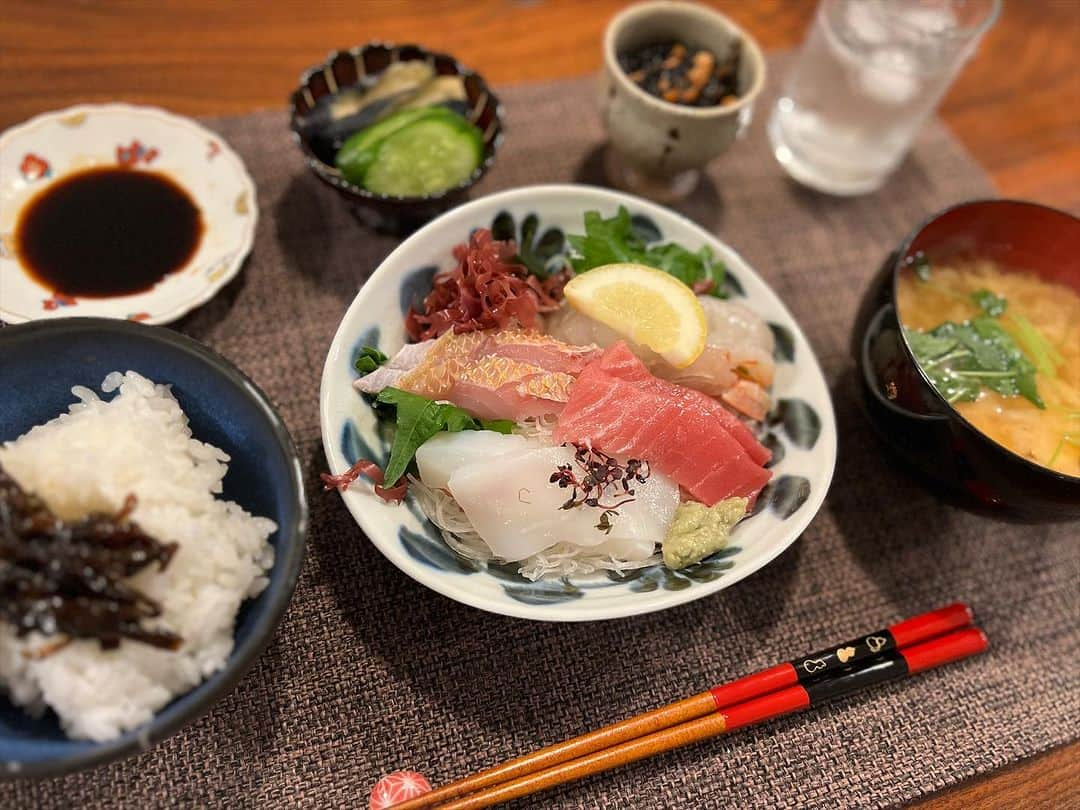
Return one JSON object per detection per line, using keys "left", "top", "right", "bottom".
{"left": 600, "top": 1, "right": 766, "bottom": 200}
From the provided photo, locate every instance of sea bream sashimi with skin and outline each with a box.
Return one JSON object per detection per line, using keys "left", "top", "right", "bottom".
{"left": 354, "top": 328, "right": 601, "bottom": 420}
{"left": 546, "top": 296, "right": 776, "bottom": 420}
{"left": 417, "top": 431, "right": 680, "bottom": 562}
{"left": 554, "top": 342, "right": 772, "bottom": 507}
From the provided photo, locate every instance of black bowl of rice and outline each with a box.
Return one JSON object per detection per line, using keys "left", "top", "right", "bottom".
{"left": 0, "top": 318, "right": 307, "bottom": 778}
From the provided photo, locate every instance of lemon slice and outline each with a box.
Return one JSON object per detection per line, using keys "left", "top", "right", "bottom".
{"left": 563, "top": 263, "right": 707, "bottom": 368}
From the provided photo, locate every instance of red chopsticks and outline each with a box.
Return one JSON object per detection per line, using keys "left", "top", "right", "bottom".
{"left": 710, "top": 601, "right": 973, "bottom": 709}
{"left": 722, "top": 626, "right": 987, "bottom": 731}
{"left": 383, "top": 603, "right": 983, "bottom": 810}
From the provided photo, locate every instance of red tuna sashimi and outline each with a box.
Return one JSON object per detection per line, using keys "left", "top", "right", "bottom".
{"left": 554, "top": 343, "right": 771, "bottom": 505}
{"left": 583, "top": 342, "right": 771, "bottom": 466}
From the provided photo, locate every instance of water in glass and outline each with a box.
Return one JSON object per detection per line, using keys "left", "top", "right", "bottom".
{"left": 768, "top": 0, "right": 998, "bottom": 195}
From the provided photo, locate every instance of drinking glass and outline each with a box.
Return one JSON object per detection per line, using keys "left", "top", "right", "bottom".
{"left": 768, "top": 0, "right": 1000, "bottom": 195}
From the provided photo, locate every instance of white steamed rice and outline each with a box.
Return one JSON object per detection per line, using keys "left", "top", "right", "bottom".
{"left": 0, "top": 371, "right": 276, "bottom": 742}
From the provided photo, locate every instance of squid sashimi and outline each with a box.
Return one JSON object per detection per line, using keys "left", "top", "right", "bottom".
{"left": 354, "top": 328, "right": 600, "bottom": 420}
{"left": 415, "top": 431, "right": 532, "bottom": 490}
{"left": 418, "top": 431, "right": 680, "bottom": 562}
{"left": 546, "top": 296, "right": 775, "bottom": 420}
{"left": 554, "top": 342, "right": 772, "bottom": 506}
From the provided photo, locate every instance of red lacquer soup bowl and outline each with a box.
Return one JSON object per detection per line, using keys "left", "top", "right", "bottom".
{"left": 853, "top": 199, "right": 1080, "bottom": 522}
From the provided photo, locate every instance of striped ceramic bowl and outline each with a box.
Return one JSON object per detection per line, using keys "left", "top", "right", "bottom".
{"left": 289, "top": 43, "right": 504, "bottom": 232}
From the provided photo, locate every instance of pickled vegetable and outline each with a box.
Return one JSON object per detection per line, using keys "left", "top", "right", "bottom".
{"left": 362, "top": 114, "right": 483, "bottom": 197}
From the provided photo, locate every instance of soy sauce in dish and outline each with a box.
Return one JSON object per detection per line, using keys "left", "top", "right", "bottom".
{"left": 15, "top": 167, "right": 203, "bottom": 297}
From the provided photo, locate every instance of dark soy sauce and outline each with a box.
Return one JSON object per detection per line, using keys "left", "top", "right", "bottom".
{"left": 15, "top": 167, "right": 203, "bottom": 297}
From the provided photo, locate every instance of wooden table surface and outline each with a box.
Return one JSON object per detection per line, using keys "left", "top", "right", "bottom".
{"left": 1, "top": 1, "right": 1076, "bottom": 807}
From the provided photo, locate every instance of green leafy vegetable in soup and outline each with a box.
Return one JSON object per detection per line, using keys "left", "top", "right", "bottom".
{"left": 903, "top": 275, "right": 1044, "bottom": 409}
{"left": 970, "top": 288, "right": 1007, "bottom": 318}
{"left": 904, "top": 316, "right": 1044, "bottom": 409}
{"left": 567, "top": 206, "right": 727, "bottom": 296}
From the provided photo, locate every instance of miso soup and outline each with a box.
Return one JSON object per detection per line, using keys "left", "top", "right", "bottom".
{"left": 897, "top": 260, "right": 1079, "bottom": 477}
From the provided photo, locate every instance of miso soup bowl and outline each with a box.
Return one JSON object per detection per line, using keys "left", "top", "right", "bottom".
{"left": 852, "top": 199, "right": 1080, "bottom": 522}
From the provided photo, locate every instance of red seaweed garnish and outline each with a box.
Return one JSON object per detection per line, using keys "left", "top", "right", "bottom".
{"left": 405, "top": 229, "right": 567, "bottom": 341}
{"left": 321, "top": 460, "right": 407, "bottom": 503}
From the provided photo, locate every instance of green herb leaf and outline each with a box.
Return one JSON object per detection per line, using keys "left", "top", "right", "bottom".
{"left": 904, "top": 328, "right": 959, "bottom": 360}
{"left": 567, "top": 208, "right": 640, "bottom": 271}
{"left": 354, "top": 345, "right": 389, "bottom": 376}
{"left": 971, "top": 289, "right": 1007, "bottom": 317}
{"left": 480, "top": 418, "right": 515, "bottom": 434}
{"left": 374, "top": 388, "right": 505, "bottom": 485}
{"left": 567, "top": 206, "right": 728, "bottom": 297}
{"left": 905, "top": 316, "right": 1044, "bottom": 409}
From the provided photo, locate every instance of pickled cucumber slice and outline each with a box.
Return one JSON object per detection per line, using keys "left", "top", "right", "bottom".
{"left": 363, "top": 116, "right": 483, "bottom": 197}
{"left": 335, "top": 107, "right": 440, "bottom": 185}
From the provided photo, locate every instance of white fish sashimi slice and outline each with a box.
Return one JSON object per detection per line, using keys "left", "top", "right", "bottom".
{"left": 546, "top": 296, "right": 776, "bottom": 402}
{"left": 701, "top": 298, "right": 774, "bottom": 356}
{"left": 676, "top": 297, "right": 776, "bottom": 390}
{"left": 353, "top": 365, "right": 405, "bottom": 393}
{"left": 447, "top": 443, "right": 679, "bottom": 562}
{"left": 415, "top": 430, "right": 535, "bottom": 491}
{"left": 545, "top": 304, "right": 624, "bottom": 352}
{"left": 353, "top": 339, "right": 436, "bottom": 394}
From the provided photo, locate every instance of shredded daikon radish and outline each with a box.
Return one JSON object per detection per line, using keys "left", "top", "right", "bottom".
{"left": 409, "top": 475, "right": 662, "bottom": 580}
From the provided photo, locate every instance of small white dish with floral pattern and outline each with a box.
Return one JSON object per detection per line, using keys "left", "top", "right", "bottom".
{"left": 0, "top": 103, "right": 256, "bottom": 324}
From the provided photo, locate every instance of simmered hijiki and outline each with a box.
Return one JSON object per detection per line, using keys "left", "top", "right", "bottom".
{"left": 898, "top": 258, "right": 1080, "bottom": 476}
{"left": 329, "top": 208, "right": 777, "bottom": 579}
{"left": 0, "top": 467, "right": 181, "bottom": 654}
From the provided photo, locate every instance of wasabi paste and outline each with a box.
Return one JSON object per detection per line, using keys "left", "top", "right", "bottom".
{"left": 662, "top": 497, "right": 748, "bottom": 569}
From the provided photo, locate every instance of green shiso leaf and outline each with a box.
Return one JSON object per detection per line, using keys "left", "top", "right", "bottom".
{"left": 567, "top": 206, "right": 728, "bottom": 297}
{"left": 374, "top": 388, "right": 508, "bottom": 485}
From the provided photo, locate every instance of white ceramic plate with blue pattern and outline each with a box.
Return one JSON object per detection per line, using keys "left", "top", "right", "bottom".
{"left": 320, "top": 185, "right": 836, "bottom": 621}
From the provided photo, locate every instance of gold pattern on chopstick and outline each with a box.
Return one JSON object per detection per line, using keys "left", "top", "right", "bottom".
{"left": 836, "top": 646, "right": 856, "bottom": 663}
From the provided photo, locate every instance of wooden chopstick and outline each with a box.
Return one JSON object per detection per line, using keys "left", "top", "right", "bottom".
{"left": 388, "top": 603, "right": 973, "bottom": 810}
{"left": 426, "top": 627, "right": 989, "bottom": 809}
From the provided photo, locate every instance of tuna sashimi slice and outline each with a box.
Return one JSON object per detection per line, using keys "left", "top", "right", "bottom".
{"left": 554, "top": 343, "right": 772, "bottom": 506}
{"left": 586, "top": 342, "right": 771, "bottom": 466}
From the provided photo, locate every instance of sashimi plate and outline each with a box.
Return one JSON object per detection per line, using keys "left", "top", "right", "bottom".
{"left": 320, "top": 184, "right": 836, "bottom": 621}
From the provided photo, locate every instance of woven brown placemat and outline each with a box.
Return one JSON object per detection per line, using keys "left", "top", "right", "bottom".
{"left": 5, "top": 62, "right": 1077, "bottom": 809}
